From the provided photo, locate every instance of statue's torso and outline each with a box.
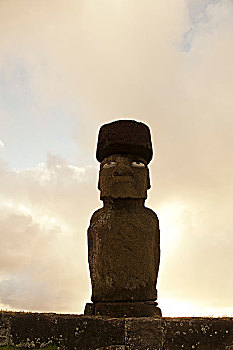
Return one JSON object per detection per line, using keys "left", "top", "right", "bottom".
{"left": 88, "top": 202, "right": 160, "bottom": 302}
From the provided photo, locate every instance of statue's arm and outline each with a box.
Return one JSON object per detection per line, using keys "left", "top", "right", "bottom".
{"left": 154, "top": 213, "right": 160, "bottom": 279}
{"left": 145, "top": 207, "right": 160, "bottom": 278}
{"left": 87, "top": 208, "right": 103, "bottom": 274}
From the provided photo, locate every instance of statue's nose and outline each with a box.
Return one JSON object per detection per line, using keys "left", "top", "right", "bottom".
{"left": 113, "top": 164, "right": 132, "bottom": 176}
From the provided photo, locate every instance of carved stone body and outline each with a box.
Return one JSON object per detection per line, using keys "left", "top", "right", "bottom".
{"left": 88, "top": 198, "right": 160, "bottom": 302}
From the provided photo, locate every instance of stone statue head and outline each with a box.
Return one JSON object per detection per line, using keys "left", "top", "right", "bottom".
{"left": 96, "top": 120, "right": 153, "bottom": 200}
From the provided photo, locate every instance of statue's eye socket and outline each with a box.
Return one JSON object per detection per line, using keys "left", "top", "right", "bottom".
{"left": 131, "top": 161, "right": 146, "bottom": 168}
{"left": 103, "top": 161, "right": 117, "bottom": 168}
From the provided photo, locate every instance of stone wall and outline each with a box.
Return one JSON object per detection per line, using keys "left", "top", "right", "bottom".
{"left": 0, "top": 312, "right": 232, "bottom": 349}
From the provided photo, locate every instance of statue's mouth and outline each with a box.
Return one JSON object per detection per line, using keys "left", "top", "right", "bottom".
{"left": 112, "top": 175, "right": 133, "bottom": 180}
{"left": 113, "top": 171, "right": 133, "bottom": 177}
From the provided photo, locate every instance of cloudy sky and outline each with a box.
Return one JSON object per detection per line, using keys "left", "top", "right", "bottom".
{"left": 0, "top": 0, "right": 232, "bottom": 317}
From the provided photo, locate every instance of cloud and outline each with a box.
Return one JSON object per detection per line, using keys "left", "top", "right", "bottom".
{"left": 0, "top": 0, "right": 187, "bottom": 158}
{"left": 0, "top": 155, "right": 100, "bottom": 312}
{"left": 0, "top": 0, "right": 232, "bottom": 316}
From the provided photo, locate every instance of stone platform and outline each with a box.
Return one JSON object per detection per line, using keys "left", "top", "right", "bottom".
{"left": 0, "top": 311, "right": 232, "bottom": 349}
{"left": 84, "top": 301, "right": 162, "bottom": 318}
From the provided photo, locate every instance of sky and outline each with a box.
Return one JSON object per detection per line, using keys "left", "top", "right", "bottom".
{"left": 0, "top": 0, "right": 232, "bottom": 317}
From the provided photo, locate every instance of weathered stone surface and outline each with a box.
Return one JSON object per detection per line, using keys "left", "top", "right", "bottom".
{"left": 84, "top": 302, "right": 95, "bottom": 315}
{"left": 162, "top": 317, "right": 233, "bottom": 350}
{"left": 87, "top": 120, "right": 160, "bottom": 316}
{"left": 0, "top": 312, "right": 232, "bottom": 349}
{"left": 96, "top": 347, "right": 126, "bottom": 350}
{"left": 88, "top": 301, "right": 161, "bottom": 318}
{"left": 8, "top": 313, "right": 125, "bottom": 350}
{"left": 10, "top": 312, "right": 59, "bottom": 348}
{"left": 96, "top": 120, "right": 153, "bottom": 164}
{"left": 98, "top": 154, "right": 150, "bottom": 199}
{"left": 88, "top": 199, "right": 160, "bottom": 303}
{"left": 0, "top": 312, "right": 11, "bottom": 346}
{"left": 125, "top": 317, "right": 163, "bottom": 350}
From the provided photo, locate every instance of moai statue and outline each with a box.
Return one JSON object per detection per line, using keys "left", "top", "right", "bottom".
{"left": 84, "top": 120, "right": 161, "bottom": 317}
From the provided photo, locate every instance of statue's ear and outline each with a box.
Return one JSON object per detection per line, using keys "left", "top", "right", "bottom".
{"left": 98, "top": 172, "right": 100, "bottom": 190}
{"left": 98, "top": 167, "right": 102, "bottom": 190}
{"left": 147, "top": 168, "right": 151, "bottom": 189}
